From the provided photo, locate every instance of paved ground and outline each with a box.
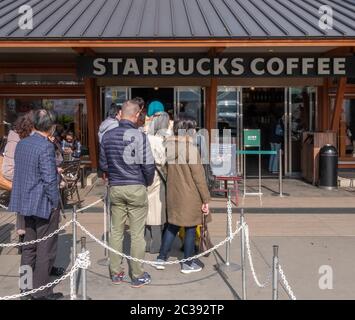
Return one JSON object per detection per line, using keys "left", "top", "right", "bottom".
{"left": 1, "top": 179, "right": 355, "bottom": 300}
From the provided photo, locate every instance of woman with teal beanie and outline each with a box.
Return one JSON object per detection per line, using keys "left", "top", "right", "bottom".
{"left": 147, "top": 101, "right": 165, "bottom": 117}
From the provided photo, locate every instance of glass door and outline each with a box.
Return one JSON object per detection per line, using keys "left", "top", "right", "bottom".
{"left": 103, "top": 86, "right": 130, "bottom": 119}
{"left": 174, "top": 87, "right": 203, "bottom": 128}
{"left": 285, "top": 87, "right": 317, "bottom": 176}
{"left": 216, "top": 86, "right": 241, "bottom": 173}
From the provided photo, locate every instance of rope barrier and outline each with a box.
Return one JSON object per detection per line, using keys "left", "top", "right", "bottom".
{"left": 75, "top": 220, "right": 244, "bottom": 266}
{"left": 0, "top": 197, "right": 297, "bottom": 300}
{"left": 0, "top": 250, "right": 90, "bottom": 300}
{"left": 76, "top": 198, "right": 104, "bottom": 213}
{"left": 0, "top": 220, "right": 73, "bottom": 248}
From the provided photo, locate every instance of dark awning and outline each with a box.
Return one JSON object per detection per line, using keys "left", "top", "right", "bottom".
{"left": 0, "top": 0, "right": 354, "bottom": 40}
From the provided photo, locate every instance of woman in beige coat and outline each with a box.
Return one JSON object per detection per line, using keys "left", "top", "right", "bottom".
{"left": 155, "top": 117, "right": 210, "bottom": 274}
{"left": 145, "top": 111, "right": 171, "bottom": 254}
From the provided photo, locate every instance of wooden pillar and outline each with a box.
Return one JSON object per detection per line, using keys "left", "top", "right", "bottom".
{"left": 331, "top": 77, "right": 347, "bottom": 131}
{"left": 339, "top": 120, "right": 347, "bottom": 157}
{"left": 84, "top": 78, "right": 98, "bottom": 169}
{"left": 318, "top": 78, "right": 330, "bottom": 131}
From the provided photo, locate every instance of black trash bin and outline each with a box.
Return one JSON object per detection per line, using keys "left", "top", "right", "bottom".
{"left": 319, "top": 144, "right": 338, "bottom": 190}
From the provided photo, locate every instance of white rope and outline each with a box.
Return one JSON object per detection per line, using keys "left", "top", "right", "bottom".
{"left": 244, "top": 224, "right": 272, "bottom": 288}
{"left": 0, "top": 220, "right": 73, "bottom": 248}
{"left": 0, "top": 203, "right": 8, "bottom": 210}
{"left": 278, "top": 264, "right": 297, "bottom": 300}
{"left": 0, "top": 250, "right": 90, "bottom": 300}
{"left": 76, "top": 198, "right": 104, "bottom": 213}
{"left": 75, "top": 220, "right": 244, "bottom": 265}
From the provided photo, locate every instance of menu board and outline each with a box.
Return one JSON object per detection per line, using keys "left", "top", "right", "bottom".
{"left": 210, "top": 143, "right": 237, "bottom": 177}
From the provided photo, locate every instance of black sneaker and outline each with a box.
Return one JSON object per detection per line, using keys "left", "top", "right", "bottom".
{"left": 131, "top": 272, "right": 151, "bottom": 288}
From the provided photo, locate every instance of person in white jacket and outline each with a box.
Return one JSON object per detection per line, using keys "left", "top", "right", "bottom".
{"left": 145, "top": 111, "right": 171, "bottom": 254}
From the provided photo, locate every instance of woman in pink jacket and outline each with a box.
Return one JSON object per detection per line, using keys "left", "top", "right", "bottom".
{"left": 2, "top": 112, "right": 34, "bottom": 242}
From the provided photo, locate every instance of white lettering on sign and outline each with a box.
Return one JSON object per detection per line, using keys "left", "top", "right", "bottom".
{"left": 250, "top": 58, "right": 265, "bottom": 75}
{"left": 318, "top": 58, "right": 330, "bottom": 75}
{"left": 286, "top": 58, "right": 299, "bottom": 75}
{"left": 143, "top": 58, "right": 158, "bottom": 75}
{"left": 178, "top": 58, "right": 194, "bottom": 75}
{"left": 333, "top": 58, "right": 346, "bottom": 75}
{"left": 196, "top": 58, "right": 211, "bottom": 75}
{"left": 302, "top": 58, "right": 314, "bottom": 75}
{"left": 231, "top": 58, "right": 244, "bottom": 75}
{"left": 214, "top": 58, "right": 228, "bottom": 75}
{"left": 161, "top": 58, "right": 175, "bottom": 75}
{"left": 108, "top": 58, "right": 123, "bottom": 75}
{"left": 123, "top": 59, "right": 139, "bottom": 75}
{"left": 267, "top": 57, "right": 284, "bottom": 75}
{"left": 84, "top": 57, "right": 351, "bottom": 77}
{"left": 93, "top": 58, "right": 106, "bottom": 75}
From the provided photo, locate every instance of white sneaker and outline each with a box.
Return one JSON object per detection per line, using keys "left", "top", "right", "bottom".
{"left": 152, "top": 259, "right": 166, "bottom": 270}
{"left": 180, "top": 262, "right": 202, "bottom": 274}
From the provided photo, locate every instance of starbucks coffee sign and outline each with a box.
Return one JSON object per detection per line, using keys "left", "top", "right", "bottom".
{"left": 77, "top": 55, "right": 355, "bottom": 78}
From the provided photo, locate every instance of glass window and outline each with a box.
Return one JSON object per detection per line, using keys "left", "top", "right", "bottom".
{"left": 175, "top": 87, "right": 203, "bottom": 128}
{"left": 1, "top": 98, "right": 88, "bottom": 155}
{"left": 217, "top": 87, "right": 237, "bottom": 137}
{"left": 104, "top": 87, "right": 129, "bottom": 118}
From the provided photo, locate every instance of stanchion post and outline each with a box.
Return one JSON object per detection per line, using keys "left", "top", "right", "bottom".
{"left": 72, "top": 204, "right": 77, "bottom": 297}
{"left": 240, "top": 208, "right": 247, "bottom": 300}
{"left": 226, "top": 190, "right": 231, "bottom": 266}
{"left": 80, "top": 237, "right": 87, "bottom": 300}
{"left": 272, "top": 245, "right": 279, "bottom": 300}
{"left": 279, "top": 150, "right": 283, "bottom": 197}
{"left": 103, "top": 185, "right": 108, "bottom": 257}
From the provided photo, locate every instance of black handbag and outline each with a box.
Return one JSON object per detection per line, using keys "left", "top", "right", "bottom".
{"left": 198, "top": 214, "right": 213, "bottom": 257}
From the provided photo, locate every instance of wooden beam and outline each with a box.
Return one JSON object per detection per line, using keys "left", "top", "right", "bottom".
{"left": 71, "top": 47, "right": 96, "bottom": 56}
{"left": 331, "top": 77, "right": 347, "bottom": 132}
{"left": 1, "top": 39, "right": 355, "bottom": 48}
{"left": 84, "top": 78, "right": 98, "bottom": 169}
{"left": 322, "top": 46, "right": 355, "bottom": 57}
{"left": 0, "top": 84, "right": 84, "bottom": 96}
{"left": 208, "top": 47, "right": 226, "bottom": 56}
{"left": 0, "top": 62, "right": 76, "bottom": 74}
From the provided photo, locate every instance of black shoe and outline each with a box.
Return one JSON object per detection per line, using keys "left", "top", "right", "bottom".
{"left": 20, "top": 290, "right": 33, "bottom": 300}
{"left": 50, "top": 267, "right": 66, "bottom": 276}
{"left": 32, "top": 292, "right": 64, "bottom": 300}
{"left": 18, "top": 235, "right": 25, "bottom": 255}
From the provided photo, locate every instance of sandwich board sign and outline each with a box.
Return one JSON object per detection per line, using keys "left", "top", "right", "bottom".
{"left": 243, "top": 129, "right": 260, "bottom": 147}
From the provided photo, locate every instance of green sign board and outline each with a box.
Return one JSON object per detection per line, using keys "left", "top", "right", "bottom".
{"left": 243, "top": 129, "right": 261, "bottom": 147}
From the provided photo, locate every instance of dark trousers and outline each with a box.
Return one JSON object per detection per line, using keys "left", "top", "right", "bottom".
{"left": 158, "top": 224, "right": 196, "bottom": 265}
{"left": 20, "top": 209, "right": 60, "bottom": 298}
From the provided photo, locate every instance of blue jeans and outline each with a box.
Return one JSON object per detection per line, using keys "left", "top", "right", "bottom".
{"left": 269, "top": 143, "right": 281, "bottom": 173}
{"left": 158, "top": 224, "right": 196, "bottom": 265}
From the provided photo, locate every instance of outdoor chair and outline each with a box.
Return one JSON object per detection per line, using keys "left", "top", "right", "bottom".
{"left": 60, "top": 159, "right": 82, "bottom": 208}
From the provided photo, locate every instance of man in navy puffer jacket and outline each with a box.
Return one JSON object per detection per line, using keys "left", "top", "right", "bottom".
{"left": 100, "top": 99, "right": 155, "bottom": 288}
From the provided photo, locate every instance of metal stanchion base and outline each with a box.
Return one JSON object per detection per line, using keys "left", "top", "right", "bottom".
{"left": 97, "top": 257, "right": 110, "bottom": 266}
{"left": 271, "top": 192, "right": 290, "bottom": 197}
{"left": 62, "top": 294, "right": 92, "bottom": 300}
{"left": 218, "top": 262, "right": 242, "bottom": 272}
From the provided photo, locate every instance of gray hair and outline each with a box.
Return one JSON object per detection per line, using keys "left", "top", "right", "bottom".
{"left": 121, "top": 100, "right": 140, "bottom": 117}
{"left": 147, "top": 112, "right": 170, "bottom": 135}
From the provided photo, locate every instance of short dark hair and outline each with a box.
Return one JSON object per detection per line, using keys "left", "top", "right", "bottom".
{"left": 133, "top": 97, "right": 145, "bottom": 109}
{"left": 108, "top": 103, "right": 121, "bottom": 119}
{"left": 173, "top": 116, "right": 197, "bottom": 136}
{"left": 33, "top": 109, "right": 56, "bottom": 133}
